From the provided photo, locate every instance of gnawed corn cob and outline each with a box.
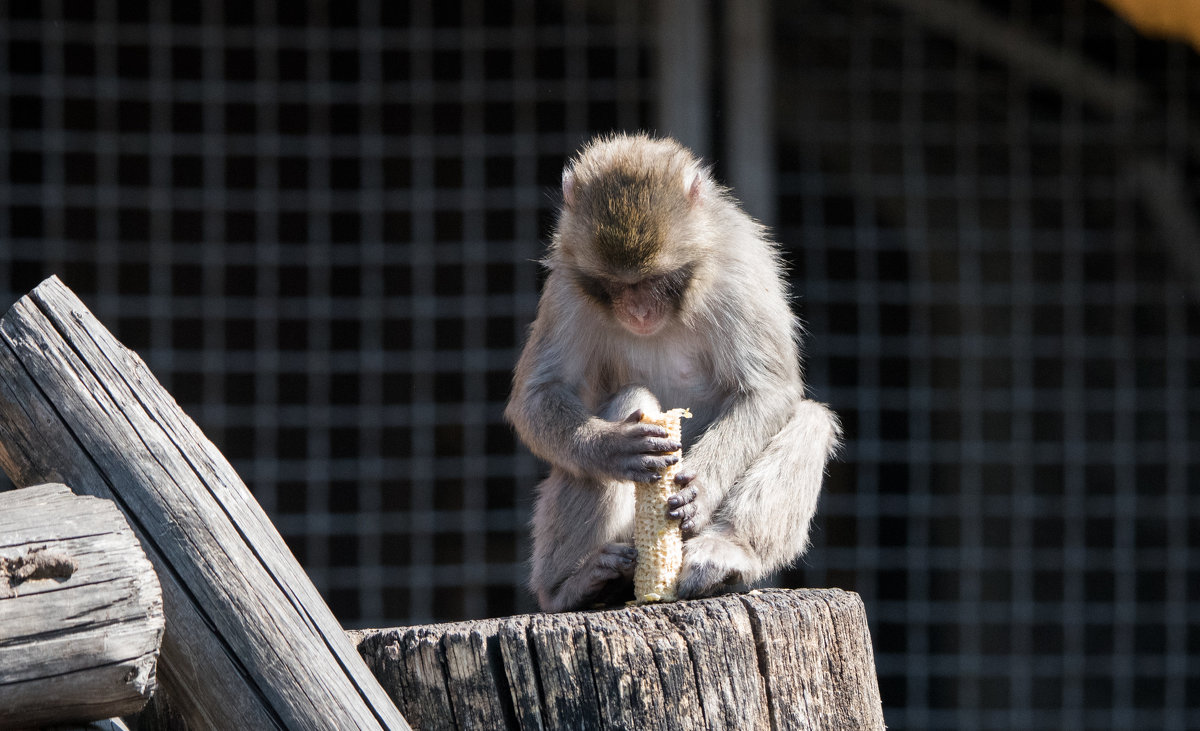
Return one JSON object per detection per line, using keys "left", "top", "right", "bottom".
{"left": 633, "top": 407, "right": 692, "bottom": 603}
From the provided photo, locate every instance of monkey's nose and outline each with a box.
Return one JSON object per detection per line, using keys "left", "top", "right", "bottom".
{"left": 630, "top": 309, "right": 654, "bottom": 327}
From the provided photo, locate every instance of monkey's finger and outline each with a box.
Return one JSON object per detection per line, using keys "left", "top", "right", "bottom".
{"left": 667, "top": 502, "right": 697, "bottom": 522}
{"left": 667, "top": 485, "right": 699, "bottom": 509}
{"left": 626, "top": 423, "right": 670, "bottom": 439}
{"left": 623, "top": 455, "right": 679, "bottom": 482}
{"left": 640, "top": 455, "right": 680, "bottom": 473}
{"left": 673, "top": 470, "right": 697, "bottom": 487}
{"left": 623, "top": 409, "right": 645, "bottom": 423}
{"left": 601, "top": 543, "right": 638, "bottom": 561}
{"left": 595, "top": 550, "right": 635, "bottom": 571}
{"left": 636, "top": 438, "right": 681, "bottom": 454}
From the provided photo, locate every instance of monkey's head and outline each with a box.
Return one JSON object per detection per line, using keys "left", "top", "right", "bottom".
{"left": 553, "top": 133, "right": 713, "bottom": 337}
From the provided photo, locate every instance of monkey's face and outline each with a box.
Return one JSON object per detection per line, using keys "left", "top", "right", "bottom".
{"left": 573, "top": 265, "right": 694, "bottom": 337}
{"left": 554, "top": 133, "right": 709, "bottom": 336}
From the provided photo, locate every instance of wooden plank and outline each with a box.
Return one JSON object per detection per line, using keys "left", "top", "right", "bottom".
{"left": 440, "top": 619, "right": 518, "bottom": 729}
{"left": 661, "top": 594, "right": 771, "bottom": 730}
{"left": 655, "top": 0, "right": 711, "bottom": 156}
{"left": 526, "top": 611, "right": 603, "bottom": 730}
{"left": 0, "top": 483, "right": 163, "bottom": 727}
{"left": 0, "top": 277, "right": 408, "bottom": 730}
{"left": 584, "top": 608, "right": 667, "bottom": 729}
{"left": 722, "top": 0, "right": 776, "bottom": 225}
{"left": 496, "top": 617, "right": 544, "bottom": 731}
{"left": 821, "top": 590, "right": 888, "bottom": 728}
{"left": 351, "top": 589, "right": 886, "bottom": 730}
{"left": 626, "top": 609, "right": 705, "bottom": 728}
{"left": 357, "top": 625, "right": 456, "bottom": 731}
{"left": 51, "top": 719, "right": 131, "bottom": 731}
{"left": 738, "top": 589, "right": 888, "bottom": 729}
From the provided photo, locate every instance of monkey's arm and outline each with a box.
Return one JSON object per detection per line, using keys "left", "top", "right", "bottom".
{"left": 506, "top": 319, "right": 681, "bottom": 483}
{"left": 674, "top": 384, "right": 804, "bottom": 528}
{"left": 508, "top": 382, "right": 679, "bottom": 482}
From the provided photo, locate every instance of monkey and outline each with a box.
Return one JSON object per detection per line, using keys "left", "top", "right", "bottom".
{"left": 505, "top": 132, "right": 841, "bottom": 613}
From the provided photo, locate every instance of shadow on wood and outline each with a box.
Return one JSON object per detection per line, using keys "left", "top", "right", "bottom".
{"left": 0, "top": 277, "right": 408, "bottom": 730}
{"left": 353, "top": 588, "right": 886, "bottom": 730}
{"left": 0, "top": 483, "right": 163, "bottom": 728}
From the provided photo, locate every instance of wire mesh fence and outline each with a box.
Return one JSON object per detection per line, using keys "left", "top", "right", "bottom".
{"left": 1, "top": 0, "right": 653, "bottom": 625}
{"left": 2, "top": 1, "right": 1198, "bottom": 728}
{"left": 775, "top": 2, "right": 1200, "bottom": 728}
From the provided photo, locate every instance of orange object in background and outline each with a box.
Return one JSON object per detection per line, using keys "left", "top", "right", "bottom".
{"left": 1097, "top": 0, "right": 1200, "bottom": 50}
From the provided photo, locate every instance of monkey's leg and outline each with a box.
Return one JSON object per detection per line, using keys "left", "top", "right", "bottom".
{"left": 677, "top": 399, "right": 840, "bottom": 599}
{"left": 598, "top": 384, "right": 661, "bottom": 422}
{"left": 529, "top": 385, "right": 666, "bottom": 612}
{"left": 529, "top": 469, "right": 637, "bottom": 612}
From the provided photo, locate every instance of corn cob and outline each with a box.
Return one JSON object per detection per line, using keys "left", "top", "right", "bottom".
{"left": 633, "top": 407, "right": 691, "bottom": 603}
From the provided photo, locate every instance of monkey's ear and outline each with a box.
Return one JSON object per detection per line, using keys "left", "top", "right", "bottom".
{"left": 562, "top": 168, "right": 577, "bottom": 208}
{"left": 686, "top": 172, "right": 703, "bottom": 207}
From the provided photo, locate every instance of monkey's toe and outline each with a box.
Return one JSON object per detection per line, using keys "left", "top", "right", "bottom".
{"left": 678, "top": 534, "right": 759, "bottom": 598}
{"left": 676, "top": 560, "right": 729, "bottom": 599}
{"left": 595, "top": 543, "right": 637, "bottom": 574}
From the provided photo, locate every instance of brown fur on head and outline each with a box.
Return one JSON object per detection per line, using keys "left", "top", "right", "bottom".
{"left": 555, "top": 133, "right": 709, "bottom": 278}
{"left": 553, "top": 133, "right": 711, "bottom": 336}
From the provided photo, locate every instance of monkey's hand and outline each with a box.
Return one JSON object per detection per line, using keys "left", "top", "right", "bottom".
{"left": 584, "top": 409, "right": 682, "bottom": 483}
{"left": 667, "top": 471, "right": 706, "bottom": 535}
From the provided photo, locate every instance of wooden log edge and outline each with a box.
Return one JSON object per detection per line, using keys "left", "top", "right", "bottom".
{"left": 0, "top": 483, "right": 164, "bottom": 728}
{"left": 352, "top": 588, "right": 886, "bottom": 730}
{"left": 0, "top": 276, "right": 408, "bottom": 730}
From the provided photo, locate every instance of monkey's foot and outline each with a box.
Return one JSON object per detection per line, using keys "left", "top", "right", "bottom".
{"left": 677, "top": 534, "right": 757, "bottom": 599}
{"left": 543, "top": 543, "right": 637, "bottom": 611}
{"left": 586, "top": 542, "right": 637, "bottom": 585}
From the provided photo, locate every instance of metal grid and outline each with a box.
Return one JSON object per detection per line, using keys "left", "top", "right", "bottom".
{"left": 0, "top": 0, "right": 651, "bottom": 626}
{"left": 3, "top": 0, "right": 1199, "bottom": 727}
{"left": 775, "top": 1, "right": 1200, "bottom": 729}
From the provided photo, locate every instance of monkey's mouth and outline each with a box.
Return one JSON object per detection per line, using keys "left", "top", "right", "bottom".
{"left": 618, "top": 312, "right": 666, "bottom": 336}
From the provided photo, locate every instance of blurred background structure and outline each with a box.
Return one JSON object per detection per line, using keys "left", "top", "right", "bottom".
{"left": 2, "top": 1, "right": 1199, "bottom": 728}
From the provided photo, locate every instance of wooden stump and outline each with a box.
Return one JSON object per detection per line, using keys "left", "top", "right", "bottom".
{"left": 353, "top": 588, "right": 887, "bottom": 730}
{"left": 0, "top": 483, "right": 163, "bottom": 728}
{"left": 0, "top": 277, "right": 408, "bottom": 730}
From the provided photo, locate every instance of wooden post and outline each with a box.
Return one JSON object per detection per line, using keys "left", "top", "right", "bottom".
{"left": 353, "top": 588, "right": 887, "bottom": 730}
{"left": 0, "top": 277, "right": 409, "bottom": 730}
{"left": 0, "top": 483, "right": 163, "bottom": 728}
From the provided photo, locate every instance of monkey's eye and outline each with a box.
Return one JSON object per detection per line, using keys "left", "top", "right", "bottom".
{"left": 574, "top": 273, "right": 614, "bottom": 306}
{"left": 651, "top": 264, "right": 695, "bottom": 306}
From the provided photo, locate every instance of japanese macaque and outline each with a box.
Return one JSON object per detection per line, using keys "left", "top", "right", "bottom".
{"left": 505, "top": 132, "right": 840, "bottom": 612}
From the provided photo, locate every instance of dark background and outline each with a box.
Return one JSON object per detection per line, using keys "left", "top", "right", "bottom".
{"left": 3, "top": 1, "right": 1199, "bottom": 728}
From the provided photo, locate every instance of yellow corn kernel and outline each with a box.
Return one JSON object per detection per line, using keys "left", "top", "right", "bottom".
{"left": 633, "top": 407, "right": 691, "bottom": 603}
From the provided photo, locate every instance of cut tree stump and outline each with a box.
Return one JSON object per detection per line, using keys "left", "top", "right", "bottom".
{"left": 0, "top": 483, "right": 163, "bottom": 728}
{"left": 353, "top": 588, "right": 887, "bottom": 730}
{"left": 0, "top": 277, "right": 408, "bottom": 730}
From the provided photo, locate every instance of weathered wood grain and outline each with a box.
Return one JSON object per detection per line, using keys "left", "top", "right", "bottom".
{"left": 0, "top": 483, "right": 163, "bottom": 728}
{"left": 0, "top": 277, "right": 408, "bottom": 730}
{"left": 740, "top": 589, "right": 887, "bottom": 729}
{"left": 496, "top": 619, "right": 544, "bottom": 730}
{"left": 660, "top": 593, "right": 771, "bottom": 730}
{"left": 585, "top": 608, "right": 667, "bottom": 729}
{"left": 527, "top": 610, "right": 604, "bottom": 730}
{"left": 627, "top": 608, "right": 705, "bottom": 728}
{"left": 55, "top": 719, "right": 132, "bottom": 731}
{"left": 355, "top": 588, "right": 886, "bottom": 730}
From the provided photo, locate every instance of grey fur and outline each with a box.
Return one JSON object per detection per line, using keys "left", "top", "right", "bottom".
{"left": 506, "top": 133, "right": 841, "bottom": 612}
